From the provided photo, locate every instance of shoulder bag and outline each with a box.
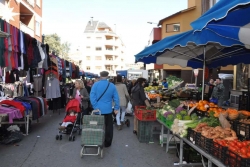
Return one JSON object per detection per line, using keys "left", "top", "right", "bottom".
{"left": 97, "top": 82, "right": 110, "bottom": 102}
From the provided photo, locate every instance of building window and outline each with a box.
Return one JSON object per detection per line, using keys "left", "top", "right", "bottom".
{"left": 95, "top": 66, "right": 102, "bottom": 70}
{"left": 87, "top": 37, "right": 91, "bottom": 39}
{"left": 86, "top": 66, "right": 91, "bottom": 70}
{"left": 96, "top": 37, "right": 102, "bottom": 40}
{"left": 36, "top": 0, "right": 41, "bottom": 7}
{"left": 95, "top": 56, "right": 102, "bottom": 60}
{"left": 86, "top": 56, "right": 91, "bottom": 60}
{"left": 86, "top": 46, "right": 91, "bottom": 49}
{"left": 166, "top": 23, "right": 180, "bottom": 32}
{"left": 96, "top": 47, "right": 102, "bottom": 51}
{"left": 35, "top": 21, "right": 40, "bottom": 36}
{"left": 106, "top": 47, "right": 113, "bottom": 51}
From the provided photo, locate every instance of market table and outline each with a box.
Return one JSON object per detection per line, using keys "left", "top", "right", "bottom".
{"left": 158, "top": 119, "right": 227, "bottom": 167}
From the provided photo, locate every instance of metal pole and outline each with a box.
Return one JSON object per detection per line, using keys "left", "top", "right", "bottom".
{"left": 202, "top": 46, "right": 206, "bottom": 100}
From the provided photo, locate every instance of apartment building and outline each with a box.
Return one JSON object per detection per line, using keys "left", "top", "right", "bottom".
{"left": 0, "top": 0, "right": 42, "bottom": 41}
{"left": 82, "top": 19, "right": 126, "bottom": 76}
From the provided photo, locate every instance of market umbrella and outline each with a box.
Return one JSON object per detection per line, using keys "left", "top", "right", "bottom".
{"left": 135, "top": 29, "right": 250, "bottom": 69}
{"left": 191, "top": 0, "right": 250, "bottom": 47}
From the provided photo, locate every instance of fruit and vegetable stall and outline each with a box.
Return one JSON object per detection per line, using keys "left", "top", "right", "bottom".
{"left": 135, "top": 98, "right": 250, "bottom": 167}
{"left": 145, "top": 76, "right": 200, "bottom": 101}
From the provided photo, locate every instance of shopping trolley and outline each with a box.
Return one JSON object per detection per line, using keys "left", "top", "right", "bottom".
{"left": 80, "top": 110, "right": 105, "bottom": 158}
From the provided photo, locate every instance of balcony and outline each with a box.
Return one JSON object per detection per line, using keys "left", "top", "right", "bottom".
{"left": 20, "top": 22, "right": 34, "bottom": 37}
{"left": 105, "top": 40, "right": 115, "bottom": 46}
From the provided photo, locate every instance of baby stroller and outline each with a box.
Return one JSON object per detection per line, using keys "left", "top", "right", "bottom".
{"left": 112, "top": 107, "right": 130, "bottom": 127}
{"left": 56, "top": 99, "right": 82, "bottom": 141}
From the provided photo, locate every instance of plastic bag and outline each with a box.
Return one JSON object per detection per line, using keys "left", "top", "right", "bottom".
{"left": 126, "top": 101, "right": 132, "bottom": 113}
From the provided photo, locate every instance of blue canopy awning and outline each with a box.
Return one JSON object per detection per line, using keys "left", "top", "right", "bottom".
{"left": 191, "top": 0, "right": 250, "bottom": 32}
{"left": 135, "top": 28, "right": 250, "bottom": 69}
{"left": 135, "top": 0, "right": 250, "bottom": 69}
{"left": 191, "top": 0, "right": 250, "bottom": 48}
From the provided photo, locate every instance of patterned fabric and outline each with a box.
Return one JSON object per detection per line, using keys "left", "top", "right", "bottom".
{"left": 82, "top": 115, "right": 105, "bottom": 125}
{"left": 81, "top": 115, "right": 105, "bottom": 146}
{"left": 81, "top": 128, "right": 105, "bottom": 146}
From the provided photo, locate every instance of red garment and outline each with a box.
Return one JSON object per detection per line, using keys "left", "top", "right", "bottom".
{"left": 65, "top": 99, "right": 81, "bottom": 112}
{"left": 63, "top": 115, "right": 76, "bottom": 123}
{"left": 0, "top": 100, "right": 25, "bottom": 116}
{"left": 26, "top": 35, "right": 34, "bottom": 65}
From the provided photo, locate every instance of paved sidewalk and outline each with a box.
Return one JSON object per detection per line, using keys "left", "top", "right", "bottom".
{"left": 0, "top": 110, "right": 179, "bottom": 167}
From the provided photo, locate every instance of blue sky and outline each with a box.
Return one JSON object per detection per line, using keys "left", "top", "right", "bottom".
{"left": 43, "top": 0, "right": 187, "bottom": 63}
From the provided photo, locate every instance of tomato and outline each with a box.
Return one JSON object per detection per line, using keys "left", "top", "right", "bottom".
{"left": 242, "top": 141, "right": 248, "bottom": 147}
{"left": 229, "top": 152, "right": 236, "bottom": 158}
{"left": 247, "top": 152, "right": 250, "bottom": 158}
{"left": 240, "top": 147, "right": 247, "bottom": 155}
{"left": 229, "top": 142, "right": 236, "bottom": 147}
{"left": 237, "top": 142, "right": 243, "bottom": 148}
{"left": 240, "top": 153, "right": 248, "bottom": 158}
{"left": 229, "top": 146, "right": 237, "bottom": 153}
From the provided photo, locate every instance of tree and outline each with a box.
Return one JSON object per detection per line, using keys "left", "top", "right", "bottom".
{"left": 44, "top": 33, "right": 70, "bottom": 59}
{"left": 61, "top": 42, "right": 71, "bottom": 60}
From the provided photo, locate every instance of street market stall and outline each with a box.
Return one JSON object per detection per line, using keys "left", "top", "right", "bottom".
{"left": 134, "top": 0, "right": 250, "bottom": 166}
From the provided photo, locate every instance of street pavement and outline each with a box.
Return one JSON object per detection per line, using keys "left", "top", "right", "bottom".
{"left": 0, "top": 109, "right": 179, "bottom": 167}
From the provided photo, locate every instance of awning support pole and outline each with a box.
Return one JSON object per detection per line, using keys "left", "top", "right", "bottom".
{"left": 202, "top": 46, "right": 206, "bottom": 100}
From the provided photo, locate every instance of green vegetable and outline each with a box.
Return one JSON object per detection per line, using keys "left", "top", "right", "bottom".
{"left": 199, "top": 111, "right": 220, "bottom": 127}
{"left": 168, "top": 99, "right": 180, "bottom": 108}
{"left": 191, "top": 113, "right": 198, "bottom": 120}
{"left": 166, "top": 114, "right": 174, "bottom": 121}
{"left": 183, "top": 115, "right": 192, "bottom": 120}
{"left": 180, "top": 130, "right": 188, "bottom": 137}
{"left": 180, "top": 110, "right": 187, "bottom": 116}
{"left": 183, "top": 121, "right": 199, "bottom": 129}
{"left": 175, "top": 114, "right": 182, "bottom": 120}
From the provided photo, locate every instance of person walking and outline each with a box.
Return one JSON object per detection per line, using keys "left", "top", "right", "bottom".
{"left": 115, "top": 75, "right": 130, "bottom": 130}
{"left": 131, "top": 78, "right": 151, "bottom": 135}
{"left": 70, "top": 80, "right": 89, "bottom": 115}
{"left": 90, "top": 71, "right": 120, "bottom": 147}
{"left": 210, "top": 78, "right": 225, "bottom": 106}
{"left": 128, "top": 79, "right": 137, "bottom": 95}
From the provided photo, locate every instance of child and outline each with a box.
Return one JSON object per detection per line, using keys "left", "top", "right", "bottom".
{"left": 58, "top": 111, "right": 78, "bottom": 131}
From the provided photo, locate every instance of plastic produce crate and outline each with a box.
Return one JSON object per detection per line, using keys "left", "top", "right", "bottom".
{"left": 195, "top": 134, "right": 213, "bottom": 153}
{"left": 135, "top": 106, "right": 156, "bottom": 121}
{"left": 227, "top": 149, "right": 250, "bottom": 167}
{"left": 210, "top": 141, "right": 228, "bottom": 164}
{"left": 235, "top": 122, "right": 250, "bottom": 140}
{"left": 137, "top": 120, "right": 153, "bottom": 143}
{"left": 176, "top": 143, "right": 205, "bottom": 163}
{"left": 187, "top": 128, "right": 197, "bottom": 144}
